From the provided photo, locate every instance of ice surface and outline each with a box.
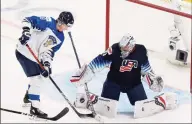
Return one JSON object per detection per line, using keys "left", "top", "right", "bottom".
{"left": 1, "top": 0, "right": 191, "bottom": 123}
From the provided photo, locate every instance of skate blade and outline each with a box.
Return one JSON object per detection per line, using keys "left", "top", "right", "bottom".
{"left": 22, "top": 103, "right": 31, "bottom": 107}
{"left": 29, "top": 116, "right": 48, "bottom": 122}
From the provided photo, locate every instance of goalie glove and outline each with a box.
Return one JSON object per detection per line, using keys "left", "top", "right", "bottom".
{"left": 142, "top": 71, "right": 164, "bottom": 92}
{"left": 70, "top": 64, "right": 95, "bottom": 87}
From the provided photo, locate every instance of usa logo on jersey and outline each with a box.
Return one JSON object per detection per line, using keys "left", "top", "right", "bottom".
{"left": 119, "top": 59, "right": 138, "bottom": 72}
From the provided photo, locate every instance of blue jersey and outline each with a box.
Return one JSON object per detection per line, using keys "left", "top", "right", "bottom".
{"left": 88, "top": 43, "right": 152, "bottom": 88}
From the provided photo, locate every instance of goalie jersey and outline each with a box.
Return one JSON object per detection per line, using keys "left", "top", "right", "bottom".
{"left": 16, "top": 16, "right": 65, "bottom": 63}
{"left": 88, "top": 43, "right": 152, "bottom": 88}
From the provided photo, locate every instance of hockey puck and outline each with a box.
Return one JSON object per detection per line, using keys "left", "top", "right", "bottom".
{"left": 80, "top": 98, "right": 85, "bottom": 103}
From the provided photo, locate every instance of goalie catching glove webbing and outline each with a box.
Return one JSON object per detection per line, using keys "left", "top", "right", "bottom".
{"left": 70, "top": 64, "right": 95, "bottom": 87}
{"left": 142, "top": 70, "right": 164, "bottom": 92}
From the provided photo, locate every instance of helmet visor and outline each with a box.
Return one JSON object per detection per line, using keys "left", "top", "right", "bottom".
{"left": 57, "top": 20, "right": 73, "bottom": 28}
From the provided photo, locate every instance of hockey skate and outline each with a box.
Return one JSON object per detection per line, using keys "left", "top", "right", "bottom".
{"left": 22, "top": 90, "right": 31, "bottom": 107}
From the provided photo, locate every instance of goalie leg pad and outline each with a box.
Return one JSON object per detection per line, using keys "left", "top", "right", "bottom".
{"left": 162, "top": 92, "right": 178, "bottom": 110}
{"left": 134, "top": 92, "right": 178, "bottom": 118}
{"left": 74, "top": 92, "right": 118, "bottom": 118}
{"left": 93, "top": 96, "right": 118, "bottom": 118}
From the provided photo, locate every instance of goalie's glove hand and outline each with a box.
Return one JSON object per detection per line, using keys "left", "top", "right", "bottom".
{"left": 149, "top": 76, "right": 164, "bottom": 92}
{"left": 143, "top": 72, "right": 164, "bottom": 92}
{"left": 19, "top": 27, "right": 31, "bottom": 45}
{"left": 70, "top": 63, "right": 95, "bottom": 87}
{"left": 40, "top": 61, "right": 52, "bottom": 78}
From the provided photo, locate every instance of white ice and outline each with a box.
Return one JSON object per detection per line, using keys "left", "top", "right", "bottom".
{"left": 1, "top": 0, "right": 191, "bottom": 123}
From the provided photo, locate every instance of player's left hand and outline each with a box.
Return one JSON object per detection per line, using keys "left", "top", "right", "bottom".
{"left": 19, "top": 27, "right": 31, "bottom": 45}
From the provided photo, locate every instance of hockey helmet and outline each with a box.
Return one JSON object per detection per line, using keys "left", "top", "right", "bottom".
{"left": 119, "top": 33, "right": 136, "bottom": 49}
{"left": 119, "top": 33, "right": 136, "bottom": 58}
{"left": 57, "top": 11, "right": 74, "bottom": 27}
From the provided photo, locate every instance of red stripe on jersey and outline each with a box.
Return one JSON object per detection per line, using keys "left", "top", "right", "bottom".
{"left": 146, "top": 75, "right": 151, "bottom": 86}
{"left": 128, "top": 62, "right": 133, "bottom": 67}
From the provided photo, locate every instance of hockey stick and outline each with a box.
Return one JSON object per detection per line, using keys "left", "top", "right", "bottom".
{"left": 0, "top": 107, "right": 69, "bottom": 121}
{"left": 25, "top": 44, "right": 96, "bottom": 119}
{"left": 68, "top": 32, "right": 103, "bottom": 122}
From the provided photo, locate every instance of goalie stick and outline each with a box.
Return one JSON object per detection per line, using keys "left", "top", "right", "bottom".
{"left": 68, "top": 32, "right": 103, "bottom": 123}
{"left": 25, "top": 44, "right": 103, "bottom": 122}
{"left": 0, "top": 107, "right": 69, "bottom": 121}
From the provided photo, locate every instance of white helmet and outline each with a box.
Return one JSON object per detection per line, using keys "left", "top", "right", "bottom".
{"left": 119, "top": 33, "right": 136, "bottom": 58}
{"left": 119, "top": 33, "right": 136, "bottom": 48}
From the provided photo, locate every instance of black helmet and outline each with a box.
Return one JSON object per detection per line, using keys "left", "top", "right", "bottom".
{"left": 57, "top": 11, "right": 74, "bottom": 27}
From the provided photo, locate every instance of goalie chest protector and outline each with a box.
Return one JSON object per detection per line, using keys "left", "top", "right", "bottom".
{"left": 106, "top": 43, "right": 148, "bottom": 89}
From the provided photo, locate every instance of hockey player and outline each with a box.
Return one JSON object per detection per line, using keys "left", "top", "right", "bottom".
{"left": 15, "top": 11, "right": 74, "bottom": 118}
{"left": 70, "top": 33, "right": 177, "bottom": 118}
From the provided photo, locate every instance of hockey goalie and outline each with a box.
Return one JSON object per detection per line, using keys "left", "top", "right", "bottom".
{"left": 70, "top": 34, "right": 178, "bottom": 118}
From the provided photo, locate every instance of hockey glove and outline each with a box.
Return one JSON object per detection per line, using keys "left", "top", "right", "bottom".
{"left": 149, "top": 76, "right": 164, "bottom": 92}
{"left": 40, "top": 61, "right": 52, "bottom": 78}
{"left": 19, "top": 27, "right": 31, "bottom": 45}
{"left": 142, "top": 72, "right": 164, "bottom": 92}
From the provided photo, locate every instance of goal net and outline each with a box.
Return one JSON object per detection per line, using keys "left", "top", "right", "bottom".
{"left": 105, "top": 0, "right": 192, "bottom": 93}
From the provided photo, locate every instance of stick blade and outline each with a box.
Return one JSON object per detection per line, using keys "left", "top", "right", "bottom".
{"left": 78, "top": 113, "right": 94, "bottom": 118}
{"left": 45, "top": 107, "right": 69, "bottom": 121}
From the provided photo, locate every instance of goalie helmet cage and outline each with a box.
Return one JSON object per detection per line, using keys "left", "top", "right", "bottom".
{"left": 105, "top": 0, "right": 192, "bottom": 93}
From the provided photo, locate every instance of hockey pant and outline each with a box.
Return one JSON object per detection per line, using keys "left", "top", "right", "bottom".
{"left": 101, "top": 79, "right": 147, "bottom": 105}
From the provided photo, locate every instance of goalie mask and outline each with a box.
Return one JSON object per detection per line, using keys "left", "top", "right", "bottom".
{"left": 119, "top": 33, "right": 136, "bottom": 59}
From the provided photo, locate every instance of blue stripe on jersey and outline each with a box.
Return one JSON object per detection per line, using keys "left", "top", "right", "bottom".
{"left": 141, "top": 61, "right": 152, "bottom": 72}
{"left": 28, "top": 94, "right": 40, "bottom": 101}
{"left": 25, "top": 16, "right": 48, "bottom": 31}
{"left": 88, "top": 55, "right": 111, "bottom": 72}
